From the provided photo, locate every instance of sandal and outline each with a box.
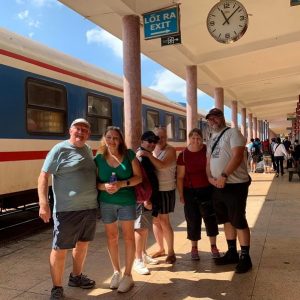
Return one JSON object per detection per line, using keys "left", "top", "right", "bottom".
{"left": 150, "top": 250, "right": 165, "bottom": 258}
{"left": 165, "top": 254, "right": 176, "bottom": 264}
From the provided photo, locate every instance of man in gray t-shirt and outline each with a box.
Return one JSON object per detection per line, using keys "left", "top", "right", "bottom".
{"left": 206, "top": 108, "right": 252, "bottom": 274}
{"left": 38, "top": 118, "right": 98, "bottom": 299}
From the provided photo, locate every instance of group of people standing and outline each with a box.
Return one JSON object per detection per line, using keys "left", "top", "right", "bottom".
{"left": 38, "top": 107, "right": 253, "bottom": 300}
{"left": 247, "top": 136, "right": 299, "bottom": 177}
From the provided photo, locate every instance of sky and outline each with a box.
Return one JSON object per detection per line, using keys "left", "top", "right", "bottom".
{"left": 0, "top": 0, "right": 235, "bottom": 121}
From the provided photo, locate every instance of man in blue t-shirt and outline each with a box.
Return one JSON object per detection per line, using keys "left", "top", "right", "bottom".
{"left": 38, "top": 118, "right": 98, "bottom": 300}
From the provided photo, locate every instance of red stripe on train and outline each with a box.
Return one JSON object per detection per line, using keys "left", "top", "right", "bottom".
{"left": 0, "top": 49, "right": 185, "bottom": 113}
{"left": 0, "top": 147, "right": 185, "bottom": 162}
{"left": 0, "top": 151, "right": 48, "bottom": 162}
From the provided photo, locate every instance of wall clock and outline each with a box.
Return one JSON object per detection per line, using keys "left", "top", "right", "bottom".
{"left": 207, "top": 0, "right": 248, "bottom": 44}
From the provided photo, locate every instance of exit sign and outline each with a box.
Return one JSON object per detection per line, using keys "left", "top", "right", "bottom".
{"left": 143, "top": 6, "right": 180, "bottom": 40}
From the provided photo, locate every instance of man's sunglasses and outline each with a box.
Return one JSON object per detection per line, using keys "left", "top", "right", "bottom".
{"left": 146, "top": 139, "right": 158, "bottom": 144}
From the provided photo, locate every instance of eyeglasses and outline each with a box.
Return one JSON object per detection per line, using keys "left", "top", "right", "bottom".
{"left": 146, "top": 140, "right": 157, "bottom": 144}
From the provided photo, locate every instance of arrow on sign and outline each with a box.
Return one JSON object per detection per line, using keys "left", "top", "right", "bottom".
{"left": 151, "top": 29, "right": 171, "bottom": 36}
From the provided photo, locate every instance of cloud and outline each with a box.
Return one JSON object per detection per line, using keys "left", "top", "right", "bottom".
{"left": 30, "top": 0, "right": 59, "bottom": 7}
{"left": 17, "top": 10, "right": 29, "bottom": 19}
{"left": 86, "top": 27, "right": 148, "bottom": 60}
{"left": 86, "top": 28, "right": 123, "bottom": 58}
{"left": 17, "top": 9, "right": 40, "bottom": 28}
{"left": 149, "top": 69, "right": 187, "bottom": 97}
{"left": 16, "top": 0, "right": 25, "bottom": 4}
{"left": 28, "top": 32, "right": 34, "bottom": 37}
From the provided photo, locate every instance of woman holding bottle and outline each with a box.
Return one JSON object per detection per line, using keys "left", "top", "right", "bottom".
{"left": 94, "top": 126, "right": 142, "bottom": 293}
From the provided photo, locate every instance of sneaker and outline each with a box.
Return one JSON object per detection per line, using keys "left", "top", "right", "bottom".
{"left": 143, "top": 254, "right": 159, "bottom": 265}
{"left": 50, "top": 287, "right": 64, "bottom": 300}
{"left": 133, "top": 259, "right": 150, "bottom": 275}
{"left": 68, "top": 273, "right": 95, "bottom": 289}
{"left": 214, "top": 250, "right": 239, "bottom": 265}
{"left": 110, "top": 271, "right": 121, "bottom": 289}
{"left": 211, "top": 245, "right": 220, "bottom": 258}
{"left": 235, "top": 254, "right": 252, "bottom": 273}
{"left": 191, "top": 248, "right": 200, "bottom": 261}
{"left": 117, "top": 275, "right": 134, "bottom": 293}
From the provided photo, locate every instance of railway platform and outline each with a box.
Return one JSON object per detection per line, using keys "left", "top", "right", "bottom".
{"left": 1, "top": 172, "right": 300, "bottom": 300}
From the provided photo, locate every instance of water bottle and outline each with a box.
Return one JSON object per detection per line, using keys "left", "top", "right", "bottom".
{"left": 109, "top": 172, "right": 117, "bottom": 183}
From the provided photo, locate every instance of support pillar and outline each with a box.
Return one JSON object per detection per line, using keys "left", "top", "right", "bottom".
{"left": 186, "top": 65, "right": 197, "bottom": 136}
{"left": 241, "top": 108, "right": 247, "bottom": 138}
{"left": 231, "top": 101, "right": 238, "bottom": 128}
{"left": 248, "top": 113, "right": 253, "bottom": 141}
{"left": 122, "top": 15, "right": 141, "bottom": 150}
{"left": 266, "top": 121, "right": 269, "bottom": 140}
{"left": 258, "top": 120, "right": 263, "bottom": 140}
{"left": 253, "top": 117, "right": 257, "bottom": 139}
{"left": 214, "top": 87, "right": 224, "bottom": 111}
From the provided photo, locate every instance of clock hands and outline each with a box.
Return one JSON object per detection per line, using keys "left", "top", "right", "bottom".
{"left": 222, "top": 6, "right": 240, "bottom": 26}
{"left": 221, "top": 10, "right": 230, "bottom": 25}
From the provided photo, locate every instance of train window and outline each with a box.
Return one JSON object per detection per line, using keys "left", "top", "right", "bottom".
{"left": 178, "top": 117, "right": 187, "bottom": 140}
{"left": 26, "top": 78, "right": 67, "bottom": 134}
{"left": 165, "top": 114, "right": 175, "bottom": 140}
{"left": 87, "top": 94, "right": 112, "bottom": 136}
{"left": 146, "top": 109, "right": 159, "bottom": 131}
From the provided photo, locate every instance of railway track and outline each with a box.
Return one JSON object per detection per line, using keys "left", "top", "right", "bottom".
{"left": 0, "top": 203, "right": 51, "bottom": 246}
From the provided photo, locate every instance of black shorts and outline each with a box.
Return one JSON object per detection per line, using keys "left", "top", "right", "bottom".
{"left": 157, "top": 190, "right": 176, "bottom": 214}
{"left": 212, "top": 182, "right": 249, "bottom": 229}
{"left": 52, "top": 209, "right": 97, "bottom": 249}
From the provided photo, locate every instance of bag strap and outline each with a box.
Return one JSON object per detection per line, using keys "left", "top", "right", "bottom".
{"left": 211, "top": 127, "right": 230, "bottom": 155}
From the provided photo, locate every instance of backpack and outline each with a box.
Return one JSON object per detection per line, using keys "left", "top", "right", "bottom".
{"left": 251, "top": 143, "right": 260, "bottom": 156}
{"left": 135, "top": 161, "right": 153, "bottom": 204}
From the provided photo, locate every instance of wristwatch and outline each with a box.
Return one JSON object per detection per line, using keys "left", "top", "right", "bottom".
{"left": 221, "top": 172, "right": 228, "bottom": 178}
{"left": 126, "top": 180, "right": 130, "bottom": 186}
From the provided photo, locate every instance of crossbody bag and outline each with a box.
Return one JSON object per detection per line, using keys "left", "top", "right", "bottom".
{"left": 211, "top": 127, "right": 230, "bottom": 155}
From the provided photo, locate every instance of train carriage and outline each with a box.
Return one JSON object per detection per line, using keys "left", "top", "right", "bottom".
{"left": 0, "top": 28, "right": 209, "bottom": 213}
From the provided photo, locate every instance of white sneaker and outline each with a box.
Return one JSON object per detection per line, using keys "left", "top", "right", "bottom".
{"left": 117, "top": 275, "right": 134, "bottom": 293}
{"left": 110, "top": 271, "right": 121, "bottom": 289}
{"left": 143, "top": 254, "right": 159, "bottom": 265}
{"left": 133, "top": 259, "right": 150, "bottom": 275}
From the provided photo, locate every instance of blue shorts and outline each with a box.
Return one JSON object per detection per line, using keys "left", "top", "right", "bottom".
{"left": 52, "top": 209, "right": 97, "bottom": 250}
{"left": 100, "top": 202, "right": 136, "bottom": 224}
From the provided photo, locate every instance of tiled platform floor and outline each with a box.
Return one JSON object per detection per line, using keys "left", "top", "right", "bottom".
{"left": 1, "top": 172, "right": 300, "bottom": 299}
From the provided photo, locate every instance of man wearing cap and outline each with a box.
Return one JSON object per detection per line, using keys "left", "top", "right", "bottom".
{"left": 38, "top": 118, "right": 98, "bottom": 299}
{"left": 205, "top": 108, "right": 252, "bottom": 274}
{"left": 133, "top": 131, "right": 160, "bottom": 275}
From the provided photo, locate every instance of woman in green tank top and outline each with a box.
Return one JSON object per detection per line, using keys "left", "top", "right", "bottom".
{"left": 94, "top": 126, "right": 141, "bottom": 293}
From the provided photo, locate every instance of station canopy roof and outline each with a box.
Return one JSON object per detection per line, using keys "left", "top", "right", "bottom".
{"left": 59, "top": 0, "right": 300, "bottom": 135}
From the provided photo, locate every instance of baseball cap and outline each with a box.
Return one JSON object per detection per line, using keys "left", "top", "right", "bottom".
{"left": 70, "top": 118, "right": 90, "bottom": 128}
{"left": 141, "top": 131, "right": 160, "bottom": 143}
{"left": 205, "top": 108, "right": 224, "bottom": 119}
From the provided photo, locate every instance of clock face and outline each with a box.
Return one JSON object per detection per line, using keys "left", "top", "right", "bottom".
{"left": 207, "top": 0, "right": 248, "bottom": 44}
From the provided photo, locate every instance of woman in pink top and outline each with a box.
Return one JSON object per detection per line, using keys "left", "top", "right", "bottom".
{"left": 177, "top": 128, "right": 220, "bottom": 260}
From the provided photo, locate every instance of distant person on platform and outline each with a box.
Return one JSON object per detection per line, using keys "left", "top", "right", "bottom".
{"left": 38, "top": 118, "right": 98, "bottom": 300}
{"left": 206, "top": 108, "right": 252, "bottom": 274}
